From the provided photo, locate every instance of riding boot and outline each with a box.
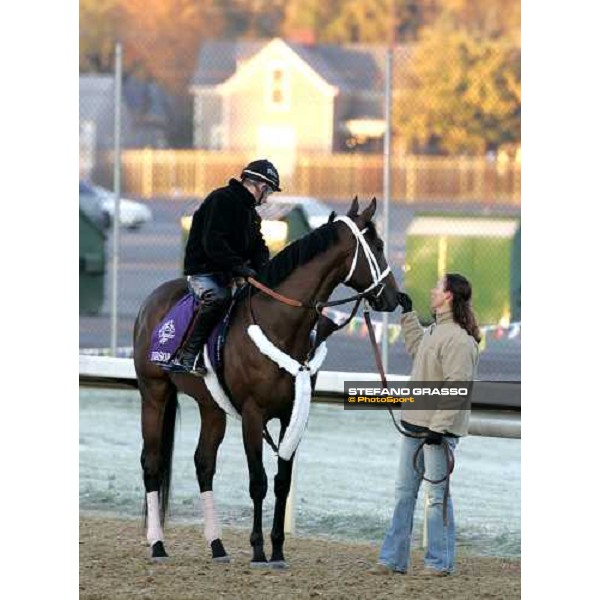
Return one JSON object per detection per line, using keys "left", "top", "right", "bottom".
{"left": 173, "top": 304, "right": 226, "bottom": 377}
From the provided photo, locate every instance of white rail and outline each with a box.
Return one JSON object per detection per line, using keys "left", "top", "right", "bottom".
{"left": 79, "top": 355, "right": 520, "bottom": 535}
{"left": 79, "top": 355, "right": 520, "bottom": 438}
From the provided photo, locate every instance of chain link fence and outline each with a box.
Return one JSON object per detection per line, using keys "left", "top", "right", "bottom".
{"left": 79, "top": 35, "right": 520, "bottom": 381}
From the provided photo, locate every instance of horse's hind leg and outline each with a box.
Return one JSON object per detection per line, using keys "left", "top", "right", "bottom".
{"left": 195, "top": 401, "right": 229, "bottom": 562}
{"left": 140, "top": 378, "right": 178, "bottom": 561}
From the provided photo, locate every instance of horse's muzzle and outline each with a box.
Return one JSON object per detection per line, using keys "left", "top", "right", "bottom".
{"left": 368, "top": 284, "right": 400, "bottom": 312}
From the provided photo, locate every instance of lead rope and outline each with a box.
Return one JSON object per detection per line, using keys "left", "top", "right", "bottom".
{"left": 363, "top": 304, "right": 454, "bottom": 526}
{"left": 411, "top": 439, "right": 455, "bottom": 526}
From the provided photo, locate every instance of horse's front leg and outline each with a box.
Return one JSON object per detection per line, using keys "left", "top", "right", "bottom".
{"left": 242, "top": 401, "right": 269, "bottom": 566}
{"left": 270, "top": 419, "right": 293, "bottom": 568}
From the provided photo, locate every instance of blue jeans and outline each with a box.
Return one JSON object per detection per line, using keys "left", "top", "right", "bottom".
{"left": 378, "top": 433, "right": 458, "bottom": 573}
{"left": 187, "top": 274, "right": 232, "bottom": 306}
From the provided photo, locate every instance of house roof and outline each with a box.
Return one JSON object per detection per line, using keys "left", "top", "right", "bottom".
{"left": 79, "top": 74, "right": 171, "bottom": 124}
{"left": 79, "top": 75, "right": 117, "bottom": 125}
{"left": 191, "top": 39, "right": 391, "bottom": 93}
{"left": 288, "top": 43, "right": 385, "bottom": 93}
{"left": 192, "top": 40, "right": 270, "bottom": 87}
{"left": 80, "top": 74, "right": 172, "bottom": 148}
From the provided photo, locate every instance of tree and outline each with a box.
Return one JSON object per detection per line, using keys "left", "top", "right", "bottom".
{"left": 80, "top": 0, "right": 121, "bottom": 73}
{"left": 281, "top": 1, "right": 515, "bottom": 45}
{"left": 218, "top": 0, "right": 287, "bottom": 39}
{"left": 118, "top": 0, "right": 220, "bottom": 95}
{"left": 437, "top": 0, "right": 520, "bottom": 41}
{"left": 395, "top": 26, "right": 520, "bottom": 154}
{"left": 321, "top": 0, "right": 394, "bottom": 43}
{"left": 282, "top": 0, "right": 411, "bottom": 44}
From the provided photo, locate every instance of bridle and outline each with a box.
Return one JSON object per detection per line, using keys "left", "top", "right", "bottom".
{"left": 336, "top": 215, "right": 390, "bottom": 298}
{"left": 247, "top": 215, "right": 391, "bottom": 312}
{"left": 246, "top": 214, "right": 393, "bottom": 455}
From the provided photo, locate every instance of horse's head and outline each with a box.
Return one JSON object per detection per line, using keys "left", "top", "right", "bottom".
{"left": 331, "top": 196, "right": 399, "bottom": 312}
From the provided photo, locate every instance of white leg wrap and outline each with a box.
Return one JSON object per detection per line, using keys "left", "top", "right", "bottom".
{"left": 201, "top": 491, "right": 222, "bottom": 544}
{"left": 146, "top": 491, "right": 164, "bottom": 546}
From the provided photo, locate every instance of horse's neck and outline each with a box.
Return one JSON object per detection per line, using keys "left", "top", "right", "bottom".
{"left": 253, "top": 241, "right": 350, "bottom": 357}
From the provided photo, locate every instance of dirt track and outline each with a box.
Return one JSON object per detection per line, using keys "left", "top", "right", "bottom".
{"left": 80, "top": 515, "right": 520, "bottom": 600}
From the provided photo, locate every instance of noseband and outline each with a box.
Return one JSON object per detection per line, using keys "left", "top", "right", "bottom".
{"left": 334, "top": 215, "right": 390, "bottom": 298}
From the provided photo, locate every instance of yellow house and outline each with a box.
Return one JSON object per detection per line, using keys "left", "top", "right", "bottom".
{"left": 189, "top": 38, "right": 389, "bottom": 174}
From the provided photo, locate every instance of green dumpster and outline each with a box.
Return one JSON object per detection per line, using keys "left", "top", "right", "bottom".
{"left": 79, "top": 209, "right": 106, "bottom": 315}
{"left": 257, "top": 204, "right": 311, "bottom": 253}
{"left": 180, "top": 203, "right": 311, "bottom": 271}
{"left": 404, "top": 214, "right": 521, "bottom": 326}
{"left": 510, "top": 224, "right": 521, "bottom": 322}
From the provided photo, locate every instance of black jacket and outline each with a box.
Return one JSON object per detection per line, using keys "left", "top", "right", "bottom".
{"left": 183, "top": 179, "right": 270, "bottom": 276}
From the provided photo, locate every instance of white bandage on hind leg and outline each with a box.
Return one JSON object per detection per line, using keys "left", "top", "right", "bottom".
{"left": 201, "top": 491, "right": 222, "bottom": 544}
{"left": 146, "top": 491, "right": 164, "bottom": 546}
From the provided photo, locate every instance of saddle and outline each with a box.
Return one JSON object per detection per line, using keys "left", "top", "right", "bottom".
{"left": 149, "top": 286, "right": 339, "bottom": 386}
{"left": 148, "top": 292, "right": 235, "bottom": 386}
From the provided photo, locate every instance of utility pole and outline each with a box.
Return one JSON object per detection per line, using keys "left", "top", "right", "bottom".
{"left": 110, "top": 42, "right": 123, "bottom": 356}
{"left": 382, "top": 1, "right": 398, "bottom": 371}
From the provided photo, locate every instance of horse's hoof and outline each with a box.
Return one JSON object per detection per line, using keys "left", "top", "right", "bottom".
{"left": 210, "top": 538, "right": 228, "bottom": 561}
{"left": 269, "top": 560, "right": 289, "bottom": 570}
{"left": 250, "top": 561, "right": 270, "bottom": 569}
{"left": 150, "top": 541, "right": 168, "bottom": 562}
{"left": 212, "top": 555, "right": 231, "bottom": 564}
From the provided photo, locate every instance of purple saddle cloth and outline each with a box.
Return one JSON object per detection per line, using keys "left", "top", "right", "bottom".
{"left": 148, "top": 293, "right": 199, "bottom": 365}
{"left": 148, "top": 292, "right": 234, "bottom": 380}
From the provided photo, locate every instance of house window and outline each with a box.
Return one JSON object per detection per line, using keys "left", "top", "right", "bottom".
{"left": 268, "top": 65, "right": 290, "bottom": 111}
{"left": 210, "top": 125, "right": 223, "bottom": 150}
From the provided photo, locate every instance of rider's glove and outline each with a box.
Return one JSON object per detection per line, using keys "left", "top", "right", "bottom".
{"left": 232, "top": 265, "right": 257, "bottom": 279}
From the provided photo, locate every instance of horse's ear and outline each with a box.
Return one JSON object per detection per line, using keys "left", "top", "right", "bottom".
{"left": 347, "top": 196, "right": 359, "bottom": 218}
{"left": 360, "top": 197, "right": 377, "bottom": 223}
{"left": 328, "top": 210, "right": 337, "bottom": 224}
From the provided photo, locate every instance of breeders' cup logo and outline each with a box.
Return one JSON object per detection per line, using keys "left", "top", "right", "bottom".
{"left": 158, "top": 319, "right": 176, "bottom": 345}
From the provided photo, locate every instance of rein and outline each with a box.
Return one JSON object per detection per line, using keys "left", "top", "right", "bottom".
{"left": 247, "top": 276, "right": 374, "bottom": 311}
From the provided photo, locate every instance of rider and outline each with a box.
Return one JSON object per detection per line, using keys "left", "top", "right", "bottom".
{"left": 172, "top": 159, "right": 281, "bottom": 376}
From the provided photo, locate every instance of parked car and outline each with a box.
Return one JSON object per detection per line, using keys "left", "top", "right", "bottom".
{"left": 256, "top": 195, "right": 335, "bottom": 253}
{"left": 79, "top": 180, "right": 110, "bottom": 230}
{"left": 93, "top": 185, "right": 153, "bottom": 231}
{"left": 265, "top": 195, "right": 333, "bottom": 230}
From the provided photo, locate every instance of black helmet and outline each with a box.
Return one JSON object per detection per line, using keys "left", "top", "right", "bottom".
{"left": 241, "top": 159, "right": 281, "bottom": 192}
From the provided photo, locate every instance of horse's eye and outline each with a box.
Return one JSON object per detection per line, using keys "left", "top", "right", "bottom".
{"left": 376, "top": 240, "right": 384, "bottom": 252}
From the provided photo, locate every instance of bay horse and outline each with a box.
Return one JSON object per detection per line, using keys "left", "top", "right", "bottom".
{"left": 133, "top": 197, "right": 399, "bottom": 567}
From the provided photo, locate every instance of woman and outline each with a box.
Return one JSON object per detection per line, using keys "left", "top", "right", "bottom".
{"left": 371, "top": 273, "right": 480, "bottom": 576}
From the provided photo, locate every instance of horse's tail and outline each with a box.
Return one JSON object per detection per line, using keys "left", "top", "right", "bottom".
{"left": 158, "top": 384, "right": 179, "bottom": 525}
{"left": 143, "top": 383, "right": 179, "bottom": 528}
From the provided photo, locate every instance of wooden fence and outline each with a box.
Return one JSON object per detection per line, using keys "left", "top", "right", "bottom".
{"left": 118, "top": 149, "right": 520, "bottom": 205}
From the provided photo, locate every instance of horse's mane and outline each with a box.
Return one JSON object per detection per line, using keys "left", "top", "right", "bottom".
{"left": 254, "top": 221, "right": 340, "bottom": 292}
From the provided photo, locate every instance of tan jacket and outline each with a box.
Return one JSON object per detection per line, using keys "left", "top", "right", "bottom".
{"left": 400, "top": 308, "right": 479, "bottom": 437}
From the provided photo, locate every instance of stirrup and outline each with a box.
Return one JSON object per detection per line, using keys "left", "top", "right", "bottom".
{"left": 188, "top": 364, "right": 207, "bottom": 377}
{"left": 170, "top": 351, "right": 206, "bottom": 376}
{"left": 187, "top": 346, "right": 208, "bottom": 377}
